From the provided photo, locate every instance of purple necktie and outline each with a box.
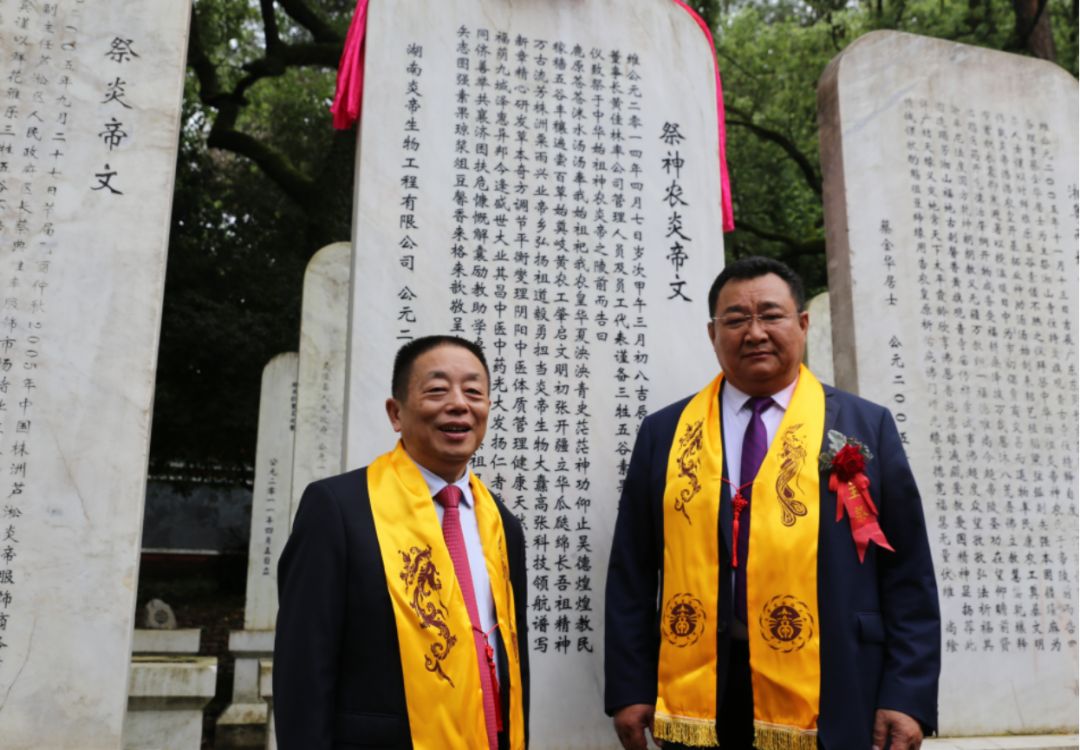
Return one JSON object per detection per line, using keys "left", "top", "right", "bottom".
{"left": 734, "top": 396, "right": 773, "bottom": 625}
{"left": 434, "top": 484, "right": 500, "bottom": 750}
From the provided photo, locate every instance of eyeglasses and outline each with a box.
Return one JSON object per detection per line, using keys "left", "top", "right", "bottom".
{"left": 711, "top": 312, "right": 793, "bottom": 331}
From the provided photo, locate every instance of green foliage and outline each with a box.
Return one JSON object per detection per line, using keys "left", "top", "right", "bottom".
{"left": 151, "top": 86, "right": 309, "bottom": 474}
{"left": 152, "top": 0, "right": 348, "bottom": 474}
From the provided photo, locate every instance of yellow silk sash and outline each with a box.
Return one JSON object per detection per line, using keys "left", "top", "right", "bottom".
{"left": 368, "top": 442, "right": 524, "bottom": 750}
{"left": 655, "top": 366, "right": 824, "bottom": 750}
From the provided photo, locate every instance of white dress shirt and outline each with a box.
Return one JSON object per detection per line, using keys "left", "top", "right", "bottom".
{"left": 720, "top": 376, "right": 799, "bottom": 488}
{"left": 414, "top": 461, "right": 501, "bottom": 671}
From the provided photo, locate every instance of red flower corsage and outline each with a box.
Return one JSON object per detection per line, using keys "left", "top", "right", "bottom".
{"left": 820, "top": 431, "right": 894, "bottom": 562}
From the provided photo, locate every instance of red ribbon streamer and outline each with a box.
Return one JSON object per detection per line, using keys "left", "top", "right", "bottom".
{"left": 831, "top": 472, "right": 894, "bottom": 563}
{"left": 329, "top": 0, "right": 735, "bottom": 232}
{"left": 330, "top": 0, "right": 369, "bottom": 130}
{"left": 670, "top": 0, "right": 735, "bottom": 232}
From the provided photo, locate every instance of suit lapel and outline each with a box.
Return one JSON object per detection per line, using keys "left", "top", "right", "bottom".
{"left": 823, "top": 385, "right": 840, "bottom": 440}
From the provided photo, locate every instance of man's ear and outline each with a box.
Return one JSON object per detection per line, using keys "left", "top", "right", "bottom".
{"left": 707, "top": 319, "right": 716, "bottom": 342}
{"left": 386, "top": 398, "right": 403, "bottom": 432}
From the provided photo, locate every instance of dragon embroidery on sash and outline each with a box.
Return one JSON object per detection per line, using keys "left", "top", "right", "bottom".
{"left": 400, "top": 544, "right": 457, "bottom": 686}
{"left": 775, "top": 424, "right": 809, "bottom": 526}
{"left": 674, "top": 418, "right": 704, "bottom": 524}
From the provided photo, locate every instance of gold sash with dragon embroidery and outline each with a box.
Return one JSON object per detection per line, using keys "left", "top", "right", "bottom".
{"left": 368, "top": 442, "right": 525, "bottom": 750}
{"left": 655, "top": 365, "right": 824, "bottom": 750}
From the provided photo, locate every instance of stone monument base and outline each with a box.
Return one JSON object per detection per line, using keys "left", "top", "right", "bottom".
{"left": 124, "top": 655, "right": 217, "bottom": 750}
{"left": 261, "top": 659, "right": 276, "bottom": 750}
{"left": 216, "top": 629, "right": 275, "bottom": 749}
{"left": 926, "top": 736, "right": 1078, "bottom": 750}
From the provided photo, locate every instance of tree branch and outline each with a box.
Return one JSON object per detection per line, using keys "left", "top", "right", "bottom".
{"left": 260, "top": 0, "right": 283, "bottom": 56}
{"left": 188, "top": 3, "right": 345, "bottom": 207}
{"left": 731, "top": 220, "right": 825, "bottom": 256}
{"left": 726, "top": 107, "right": 822, "bottom": 196}
{"left": 207, "top": 128, "right": 317, "bottom": 205}
{"left": 277, "top": 0, "right": 342, "bottom": 43}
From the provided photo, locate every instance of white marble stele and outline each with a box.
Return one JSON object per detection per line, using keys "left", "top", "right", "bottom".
{"left": 346, "top": 1, "right": 726, "bottom": 746}
{"left": 805, "top": 291, "right": 835, "bottom": 386}
{"left": 819, "top": 31, "right": 1079, "bottom": 735}
{"left": 218, "top": 353, "right": 298, "bottom": 746}
{"left": 290, "top": 243, "right": 351, "bottom": 521}
{"left": 0, "top": 3, "right": 192, "bottom": 749}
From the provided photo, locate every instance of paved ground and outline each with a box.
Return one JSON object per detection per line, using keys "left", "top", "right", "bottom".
{"left": 925, "top": 736, "right": 1079, "bottom": 750}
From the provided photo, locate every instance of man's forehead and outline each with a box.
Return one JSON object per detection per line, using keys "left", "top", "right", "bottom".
{"left": 415, "top": 368, "right": 486, "bottom": 381}
{"left": 410, "top": 345, "right": 487, "bottom": 380}
{"left": 717, "top": 274, "right": 796, "bottom": 308}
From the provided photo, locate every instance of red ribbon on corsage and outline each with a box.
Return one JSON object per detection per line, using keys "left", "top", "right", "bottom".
{"left": 827, "top": 443, "right": 894, "bottom": 563}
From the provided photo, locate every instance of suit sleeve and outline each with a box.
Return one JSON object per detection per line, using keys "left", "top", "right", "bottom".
{"left": 874, "top": 408, "right": 941, "bottom": 732}
{"left": 604, "top": 417, "right": 660, "bottom": 714}
{"left": 273, "top": 481, "right": 347, "bottom": 750}
{"left": 509, "top": 510, "right": 530, "bottom": 747}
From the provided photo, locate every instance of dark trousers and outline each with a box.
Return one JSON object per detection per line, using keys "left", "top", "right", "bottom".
{"left": 665, "top": 638, "right": 754, "bottom": 750}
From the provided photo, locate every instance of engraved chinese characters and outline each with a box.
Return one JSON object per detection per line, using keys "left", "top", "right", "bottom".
{"left": 820, "top": 31, "right": 1079, "bottom": 735}
{"left": 345, "top": 1, "right": 726, "bottom": 745}
{"left": 289, "top": 243, "right": 350, "bottom": 522}
{"left": 0, "top": 2, "right": 191, "bottom": 748}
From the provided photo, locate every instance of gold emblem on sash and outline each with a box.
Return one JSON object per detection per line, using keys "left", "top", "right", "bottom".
{"left": 759, "top": 594, "right": 814, "bottom": 653}
{"left": 674, "top": 419, "right": 704, "bottom": 523}
{"left": 662, "top": 593, "right": 707, "bottom": 647}
{"left": 400, "top": 545, "right": 457, "bottom": 686}
{"left": 775, "top": 424, "right": 809, "bottom": 526}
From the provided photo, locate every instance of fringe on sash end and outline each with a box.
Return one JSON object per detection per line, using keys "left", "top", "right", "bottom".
{"left": 652, "top": 712, "right": 718, "bottom": 748}
{"left": 753, "top": 721, "right": 818, "bottom": 750}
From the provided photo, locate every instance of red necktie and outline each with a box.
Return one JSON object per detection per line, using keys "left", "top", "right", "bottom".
{"left": 734, "top": 396, "right": 773, "bottom": 624}
{"left": 434, "top": 484, "right": 500, "bottom": 750}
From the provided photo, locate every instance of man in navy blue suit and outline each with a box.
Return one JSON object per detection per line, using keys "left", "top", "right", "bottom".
{"left": 605, "top": 257, "right": 939, "bottom": 750}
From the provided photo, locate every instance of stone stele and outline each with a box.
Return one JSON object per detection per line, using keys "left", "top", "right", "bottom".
{"left": 344, "top": 1, "right": 726, "bottom": 746}
{"left": 244, "top": 352, "right": 299, "bottom": 630}
{"left": 819, "top": 30, "right": 1079, "bottom": 735}
{"left": 0, "top": 3, "right": 191, "bottom": 749}
{"left": 216, "top": 352, "right": 299, "bottom": 745}
{"left": 290, "top": 243, "right": 350, "bottom": 521}
{"left": 805, "top": 291, "right": 836, "bottom": 386}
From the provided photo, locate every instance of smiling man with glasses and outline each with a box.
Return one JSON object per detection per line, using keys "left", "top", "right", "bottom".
{"left": 605, "top": 256, "right": 940, "bottom": 750}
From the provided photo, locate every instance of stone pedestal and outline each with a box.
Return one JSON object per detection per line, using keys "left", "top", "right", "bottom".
{"left": 260, "top": 659, "right": 276, "bottom": 750}
{"left": 124, "top": 655, "right": 217, "bottom": 750}
{"left": 217, "top": 631, "right": 275, "bottom": 749}
{"left": 124, "top": 630, "right": 215, "bottom": 749}
{"left": 131, "top": 629, "right": 201, "bottom": 655}
{"left": 924, "top": 737, "right": 1079, "bottom": 750}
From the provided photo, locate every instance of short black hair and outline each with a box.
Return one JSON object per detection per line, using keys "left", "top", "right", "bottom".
{"left": 391, "top": 335, "right": 490, "bottom": 401}
{"left": 707, "top": 256, "right": 807, "bottom": 317}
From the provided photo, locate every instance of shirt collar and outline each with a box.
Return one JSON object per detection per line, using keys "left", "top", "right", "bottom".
{"left": 413, "top": 459, "right": 473, "bottom": 507}
{"left": 722, "top": 373, "right": 799, "bottom": 413}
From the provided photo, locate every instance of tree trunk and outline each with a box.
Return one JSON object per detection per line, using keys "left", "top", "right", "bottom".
{"left": 1013, "top": 0, "right": 1057, "bottom": 61}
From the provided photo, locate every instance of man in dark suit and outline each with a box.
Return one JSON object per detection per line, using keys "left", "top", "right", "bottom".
{"left": 605, "top": 257, "right": 939, "bottom": 750}
{"left": 275, "top": 335, "right": 529, "bottom": 750}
